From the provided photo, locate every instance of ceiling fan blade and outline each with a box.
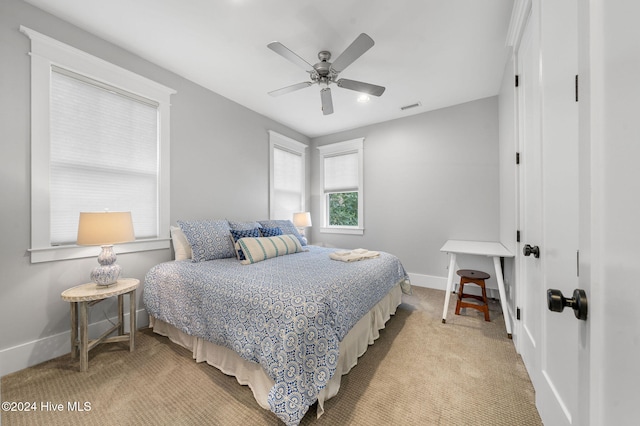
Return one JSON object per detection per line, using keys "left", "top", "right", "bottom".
{"left": 268, "top": 81, "right": 313, "bottom": 97}
{"left": 330, "top": 33, "right": 375, "bottom": 74}
{"left": 337, "top": 78, "right": 386, "bottom": 96}
{"left": 267, "top": 41, "right": 315, "bottom": 73}
{"left": 321, "top": 88, "right": 334, "bottom": 115}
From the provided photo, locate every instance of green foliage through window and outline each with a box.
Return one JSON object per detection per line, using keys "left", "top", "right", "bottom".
{"left": 328, "top": 192, "right": 358, "bottom": 226}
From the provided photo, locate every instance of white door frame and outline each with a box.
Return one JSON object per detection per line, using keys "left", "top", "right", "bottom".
{"left": 512, "top": 0, "right": 541, "bottom": 384}
{"left": 578, "top": 0, "right": 640, "bottom": 423}
{"left": 507, "top": 0, "right": 531, "bottom": 359}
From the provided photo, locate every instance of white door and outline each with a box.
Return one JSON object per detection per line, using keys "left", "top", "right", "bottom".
{"left": 516, "top": 1, "right": 583, "bottom": 424}
{"left": 536, "top": 0, "right": 581, "bottom": 423}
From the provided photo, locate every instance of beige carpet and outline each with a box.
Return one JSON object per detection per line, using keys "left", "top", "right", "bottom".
{"left": 1, "top": 287, "right": 542, "bottom": 425}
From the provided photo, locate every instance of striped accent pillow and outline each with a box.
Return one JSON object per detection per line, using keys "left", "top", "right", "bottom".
{"left": 238, "top": 235, "right": 304, "bottom": 264}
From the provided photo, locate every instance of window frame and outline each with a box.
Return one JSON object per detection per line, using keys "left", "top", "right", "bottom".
{"left": 22, "top": 26, "right": 176, "bottom": 263}
{"left": 317, "top": 138, "right": 364, "bottom": 235}
{"left": 268, "top": 130, "right": 307, "bottom": 220}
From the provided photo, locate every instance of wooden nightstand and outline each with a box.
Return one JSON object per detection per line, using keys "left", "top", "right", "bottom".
{"left": 61, "top": 278, "right": 139, "bottom": 372}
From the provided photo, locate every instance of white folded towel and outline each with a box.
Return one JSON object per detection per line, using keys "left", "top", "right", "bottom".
{"left": 329, "top": 249, "right": 380, "bottom": 262}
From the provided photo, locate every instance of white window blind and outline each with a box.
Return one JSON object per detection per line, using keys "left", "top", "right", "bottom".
{"left": 317, "top": 138, "right": 364, "bottom": 234}
{"left": 323, "top": 152, "right": 359, "bottom": 191}
{"left": 273, "top": 147, "right": 303, "bottom": 220}
{"left": 268, "top": 130, "right": 307, "bottom": 221}
{"left": 50, "top": 68, "right": 159, "bottom": 245}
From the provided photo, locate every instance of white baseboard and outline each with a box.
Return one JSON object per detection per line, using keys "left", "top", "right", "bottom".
{"left": 407, "top": 272, "right": 501, "bottom": 299}
{"left": 407, "top": 272, "right": 448, "bottom": 290}
{"left": 0, "top": 309, "right": 149, "bottom": 377}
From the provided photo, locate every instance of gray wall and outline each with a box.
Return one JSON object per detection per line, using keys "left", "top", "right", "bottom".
{"left": 0, "top": 0, "right": 309, "bottom": 375}
{"left": 310, "top": 97, "right": 501, "bottom": 289}
{"left": 0, "top": 0, "right": 501, "bottom": 376}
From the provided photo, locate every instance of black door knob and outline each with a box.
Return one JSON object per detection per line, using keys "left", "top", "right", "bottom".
{"left": 523, "top": 244, "right": 540, "bottom": 258}
{"left": 547, "top": 288, "right": 588, "bottom": 321}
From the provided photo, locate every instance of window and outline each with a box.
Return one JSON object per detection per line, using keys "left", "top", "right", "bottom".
{"left": 22, "top": 26, "right": 175, "bottom": 263}
{"left": 318, "top": 138, "right": 364, "bottom": 234}
{"left": 50, "top": 69, "right": 159, "bottom": 244}
{"left": 269, "top": 131, "right": 307, "bottom": 220}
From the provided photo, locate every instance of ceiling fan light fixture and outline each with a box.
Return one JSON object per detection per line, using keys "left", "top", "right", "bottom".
{"left": 318, "top": 78, "right": 330, "bottom": 89}
{"left": 357, "top": 94, "right": 371, "bottom": 103}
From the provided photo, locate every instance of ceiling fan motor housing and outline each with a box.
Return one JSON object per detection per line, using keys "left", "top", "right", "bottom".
{"left": 314, "top": 51, "right": 333, "bottom": 78}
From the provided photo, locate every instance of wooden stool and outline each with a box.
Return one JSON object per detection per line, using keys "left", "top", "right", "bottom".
{"left": 455, "top": 269, "right": 491, "bottom": 322}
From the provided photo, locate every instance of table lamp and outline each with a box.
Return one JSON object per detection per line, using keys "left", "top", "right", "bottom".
{"left": 77, "top": 211, "right": 135, "bottom": 286}
{"left": 293, "top": 212, "right": 312, "bottom": 244}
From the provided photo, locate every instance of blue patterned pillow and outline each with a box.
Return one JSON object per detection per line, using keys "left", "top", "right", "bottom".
{"left": 177, "top": 220, "right": 235, "bottom": 262}
{"left": 229, "top": 228, "right": 261, "bottom": 260}
{"left": 228, "top": 220, "right": 262, "bottom": 231}
{"left": 258, "top": 220, "right": 306, "bottom": 246}
{"left": 260, "top": 227, "right": 282, "bottom": 237}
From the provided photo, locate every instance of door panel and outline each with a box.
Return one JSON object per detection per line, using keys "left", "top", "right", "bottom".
{"left": 537, "top": 1, "right": 580, "bottom": 424}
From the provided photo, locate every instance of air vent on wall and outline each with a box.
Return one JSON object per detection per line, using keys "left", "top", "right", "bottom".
{"left": 400, "top": 102, "right": 422, "bottom": 111}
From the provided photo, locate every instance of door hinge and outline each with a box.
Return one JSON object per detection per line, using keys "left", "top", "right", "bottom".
{"left": 575, "top": 75, "right": 579, "bottom": 102}
{"left": 516, "top": 152, "right": 520, "bottom": 164}
{"left": 517, "top": 307, "right": 521, "bottom": 320}
{"left": 515, "top": 74, "right": 519, "bottom": 87}
{"left": 516, "top": 230, "right": 521, "bottom": 243}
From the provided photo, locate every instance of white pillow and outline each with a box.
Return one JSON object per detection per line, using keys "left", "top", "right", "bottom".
{"left": 170, "top": 225, "right": 192, "bottom": 260}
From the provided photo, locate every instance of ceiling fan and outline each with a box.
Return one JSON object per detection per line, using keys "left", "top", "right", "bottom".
{"left": 267, "top": 33, "right": 385, "bottom": 115}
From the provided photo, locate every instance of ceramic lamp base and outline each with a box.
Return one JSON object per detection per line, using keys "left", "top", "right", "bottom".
{"left": 91, "top": 245, "right": 122, "bottom": 286}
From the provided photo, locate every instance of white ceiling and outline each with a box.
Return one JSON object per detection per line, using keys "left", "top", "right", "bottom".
{"left": 23, "top": 0, "right": 515, "bottom": 138}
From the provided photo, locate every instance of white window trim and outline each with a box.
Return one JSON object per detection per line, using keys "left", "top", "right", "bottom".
{"left": 317, "top": 138, "right": 364, "bottom": 235}
{"left": 21, "top": 26, "right": 176, "bottom": 263}
{"left": 268, "top": 130, "right": 307, "bottom": 219}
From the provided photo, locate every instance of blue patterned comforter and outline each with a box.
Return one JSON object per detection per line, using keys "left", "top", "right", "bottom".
{"left": 144, "top": 245, "right": 408, "bottom": 425}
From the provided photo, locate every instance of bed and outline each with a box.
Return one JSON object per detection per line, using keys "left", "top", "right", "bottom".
{"left": 143, "top": 219, "right": 411, "bottom": 425}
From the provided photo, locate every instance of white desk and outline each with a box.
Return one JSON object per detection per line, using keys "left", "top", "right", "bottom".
{"left": 440, "top": 240, "right": 514, "bottom": 338}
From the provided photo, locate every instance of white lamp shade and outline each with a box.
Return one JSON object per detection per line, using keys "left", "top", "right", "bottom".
{"left": 293, "top": 212, "right": 312, "bottom": 228}
{"left": 77, "top": 211, "right": 135, "bottom": 246}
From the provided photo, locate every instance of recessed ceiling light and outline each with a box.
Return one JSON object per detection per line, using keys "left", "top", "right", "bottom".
{"left": 357, "top": 94, "right": 371, "bottom": 103}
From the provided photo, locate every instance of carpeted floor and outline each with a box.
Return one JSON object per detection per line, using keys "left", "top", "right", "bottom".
{"left": 1, "top": 287, "right": 542, "bottom": 425}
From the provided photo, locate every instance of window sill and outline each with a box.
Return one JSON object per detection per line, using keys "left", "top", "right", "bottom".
{"left": 320, "top": 227, "right": 364, "bottom": 236}
{"left": 29, "top": 238, "right": 170, "bottom": 263}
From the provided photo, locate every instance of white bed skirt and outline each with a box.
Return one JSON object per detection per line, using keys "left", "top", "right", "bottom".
{"left": 149, "top": 282, "right": 403, "bottom": 419}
